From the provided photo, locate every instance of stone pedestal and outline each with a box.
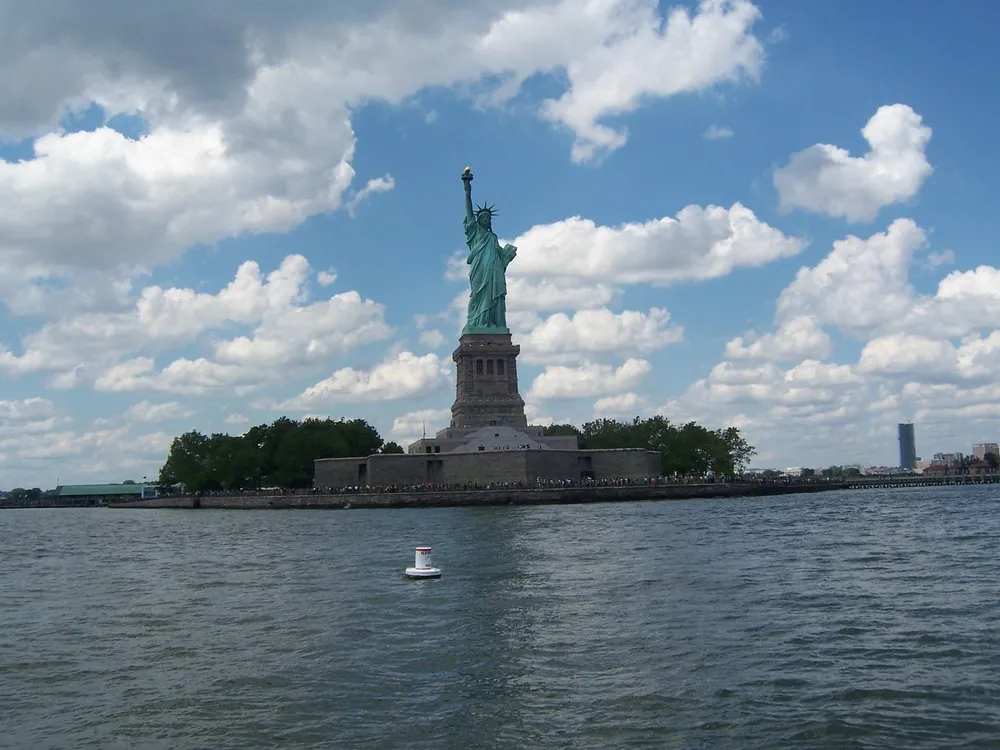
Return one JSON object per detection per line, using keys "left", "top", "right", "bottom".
{"left": 450, "top": 333, "right": 527, "bottom": 429}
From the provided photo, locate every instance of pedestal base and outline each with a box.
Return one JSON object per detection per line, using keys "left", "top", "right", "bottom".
{"left": 450, "top": 333, "right": 527, "bottom": 429}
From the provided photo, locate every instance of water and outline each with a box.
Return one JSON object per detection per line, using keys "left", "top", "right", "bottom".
{"left": 2, "top": 486, "right": 1000, "bottom": 749}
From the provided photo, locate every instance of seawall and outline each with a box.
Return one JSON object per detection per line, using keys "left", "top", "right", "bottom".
{"left": 108, "top": 482, "right": 847, "bottom": 510}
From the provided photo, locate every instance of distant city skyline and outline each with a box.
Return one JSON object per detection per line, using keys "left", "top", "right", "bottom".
{"left": 972, "top": 443, "right": 1000, "bottom": 461}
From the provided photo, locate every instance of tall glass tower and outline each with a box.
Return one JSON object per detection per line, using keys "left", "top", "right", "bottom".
{"left": 898, "top": 422, "right": 917, "bottom": 470}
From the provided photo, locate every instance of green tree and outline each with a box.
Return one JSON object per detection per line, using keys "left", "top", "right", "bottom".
{"left": 544, "top": 424, "right": 582, "bottom": 437}
{"left": 574, "top": 415, "right": 755, "bottom": 477}
{"left": 381, "top": 441, "right": 405, "bottom": 454}
{"left": 717, "top": 426, "right": 757, "bottom": 474}
{"left": 9, "top": 487, "right": 44, "bottom": 502}
{"left": 158, "top": 431, "right": 212, "bottom": 490}
{"left": 158, "top": 417, "right": 385, "bottom": 491}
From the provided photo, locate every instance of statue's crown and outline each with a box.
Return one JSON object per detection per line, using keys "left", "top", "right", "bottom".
{"left": 475, "top": 202, "right": 497, "bottom": 219}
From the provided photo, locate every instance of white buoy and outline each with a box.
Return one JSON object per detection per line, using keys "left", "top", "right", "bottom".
{"left": 405, "top": 546, "right": 441, "bottom": 579}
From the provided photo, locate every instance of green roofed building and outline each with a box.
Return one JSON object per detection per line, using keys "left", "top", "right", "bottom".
{"left": 54, "top": 484, "right": 154, "bottom": 506}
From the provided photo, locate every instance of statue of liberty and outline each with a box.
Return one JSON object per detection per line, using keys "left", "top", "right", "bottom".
{"left": 461, "top": 167, "right": 516, "bottom": 334}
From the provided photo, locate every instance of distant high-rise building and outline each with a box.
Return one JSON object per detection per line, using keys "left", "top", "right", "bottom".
{"left": 973, "top": 442, "right": 999, "bottom": 460}
{"left": 898, "top": 422, "right": 917, "bottom": 470}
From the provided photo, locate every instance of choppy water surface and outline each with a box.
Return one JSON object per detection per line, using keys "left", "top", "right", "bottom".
{"left": 3, "top": 486, "right": 1000, "bottom": 748}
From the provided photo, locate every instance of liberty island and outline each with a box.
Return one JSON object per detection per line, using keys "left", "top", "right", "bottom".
{"left": 312, "top": 167, "right": 662, "bottom": 488}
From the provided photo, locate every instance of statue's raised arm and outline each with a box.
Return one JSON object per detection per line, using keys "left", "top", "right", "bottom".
{"left": 462, "top": 166, "right": 474, "bottom": 222}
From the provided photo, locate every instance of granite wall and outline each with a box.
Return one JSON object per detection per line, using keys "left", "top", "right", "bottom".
{"left": 589, "top": 449, "right": 662, "bottom": 479}
{"left": 314, "top": 457, "right": 367, "bottom": 487}
{"left": 314, "top": 447, "right": 659, "bottom": 488}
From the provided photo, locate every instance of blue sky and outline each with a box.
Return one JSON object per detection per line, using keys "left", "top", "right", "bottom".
{"left": 1, "top": 0, "right": 999, "bottom": 488}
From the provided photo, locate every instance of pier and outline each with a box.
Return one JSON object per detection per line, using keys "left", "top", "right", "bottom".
{"left": 844, "top": 474, "right": 1000, "bottom": 490}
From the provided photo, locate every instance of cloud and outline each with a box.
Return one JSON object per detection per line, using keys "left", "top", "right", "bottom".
{"left": 0, "top": 0, "right": 770, "bottom": 310}
{"left": 511, "top": 202, "right": 805, "bottom": 288}
{"left": 442, "top": 201, "right": 803, "bottom": 336}
{"left": 858, "top": 332, "right": 1000, "bottom": 384}
{"left": 662, "top": 358, "right": 868, "bottom": 445}
{"left": 0, "top": 397, "right": 55, "bottom": 421}
{"left": 224, "top": 413, "right": 250, "bottom": 426}
{"left": 419, "top": 329, "right": 447, "bottom": 349}
{"left": 594, "top": 392, "right": 651, "bottom": 416}
{"left": 346, "top": 174, "right": 395, "bottom": 216}
{"left": 518, "top": 307, "right": 683, "bottom": 364}
{"left": 390, "top": 407, "right": 452, "bottom": 446}
{"left": 767, "top": 25, "right": 789, "bottom": 44}
{"left": 775, "top": 218, "right": 926, "bottom": 335}
{"left": 658, "top": 210, "right": 1000, "bottom": 469}
{"left": 0, "top": 417, "right": 172, "bottom": 486}
{"left": 509, "top": 277, "right": 621, "bottom": 314}
{"left": 317, "top": 270, "right": 338, "bottom": 286}
{"left": 725, "top": 315, "right": 831, "bottom": 362}
{"left": 94, "top": 357, "right": 245, "bottom": 397}
{"left": 123, "top": 400, "right": 195, "bottom": 422}
{"left": 1, "top": 254, "right": 391, "bottom": 393}
{"left": 528, "top": 358, "right": 652, "bottom": 400}
{"left": 0, "top": 120, "right": 357, "bottom": 300}
{"left": 524, "top": 402, "right": 554, "bottom": 427}
{"left": 773, "top": 104, "right": 933, "bottom": 222}
{"left": 923, "top": 250, "right": 955, "bottom": 270}
{"left": 662, "top": 333, "right": 1000, "bottom": 469}
{"left": 704, "top": 124, "right": 734, "bottom": 140}
{"left": 284, "top": 351, "right": 452, "bottom": 409}
{"left": 773, "top": 220, "right": 1000, "bottom": 341}
{"left": 533, "top": 0, "right": 764, "bottom": 162}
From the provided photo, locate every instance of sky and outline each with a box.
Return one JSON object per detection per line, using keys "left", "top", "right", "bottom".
{"left": 1, "top": 0, "right": 999, "bottom": 488}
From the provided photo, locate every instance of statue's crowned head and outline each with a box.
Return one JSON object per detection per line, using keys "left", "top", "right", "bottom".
{"left": 475, "top": 203, "right": 496, "bottom": 230}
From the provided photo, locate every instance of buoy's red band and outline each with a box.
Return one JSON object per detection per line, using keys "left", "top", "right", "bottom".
{"left": 415, "top": 547, "right": 432, "bottom": 551}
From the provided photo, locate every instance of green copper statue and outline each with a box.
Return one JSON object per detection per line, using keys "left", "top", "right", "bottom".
{"left": 461, "top": 166, "right": 516, "bottom": 334}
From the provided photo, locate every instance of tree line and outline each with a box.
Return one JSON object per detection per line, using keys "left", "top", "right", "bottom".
{"left": 544, "top": 416, "right": 756, "bottom": 478}
{"left": 156, "top": 415, "right": 755, "bottom": 492}
{"left": 157, "top": 417, "right": 402, "bottom": 491}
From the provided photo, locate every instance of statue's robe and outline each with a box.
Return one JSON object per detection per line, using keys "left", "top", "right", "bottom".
{"left": 464, "top": 214, "right": 516, "bottom": 331}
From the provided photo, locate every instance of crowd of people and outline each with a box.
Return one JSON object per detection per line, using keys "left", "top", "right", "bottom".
{"left": 160, "top": 472, "right": 843, "bottom": 498}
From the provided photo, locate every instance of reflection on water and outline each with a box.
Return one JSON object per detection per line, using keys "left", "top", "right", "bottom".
{"left": 2, "top": 486, "right": 1000, "bottom": 748}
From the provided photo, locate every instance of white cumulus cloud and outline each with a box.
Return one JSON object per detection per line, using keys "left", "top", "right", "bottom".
{"left": 285, "top": 351, "right": 452, "bottom": 409}
{"left": 123, "top": 400, "right": 195, "bottom": 422}
{"left": 519, "top": 308, "right": 683, "bottom": 364}
{"left": 704, "top": 124, "right": 734, "bottom": 140}
{"left": 512, "top": 203, "right": 805, "bottom": 287}
{"left": 725, "top": 316, "right": 832, "bottom": 362}
{"left": 593, "top": 392, "right": 651, "bottom": 416}
{"left": 1, "top": 254, "right": 391, "bottom": 393}
{"left": 773, "top": 104, "right": 933, "bottom": 223}
{"left": 529, "top": 359, "right": 652, "bottom": 400}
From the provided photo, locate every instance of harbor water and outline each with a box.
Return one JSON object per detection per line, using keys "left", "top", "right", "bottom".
{"left": 2, "top": 485, "right": 999, "bottom": 748}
